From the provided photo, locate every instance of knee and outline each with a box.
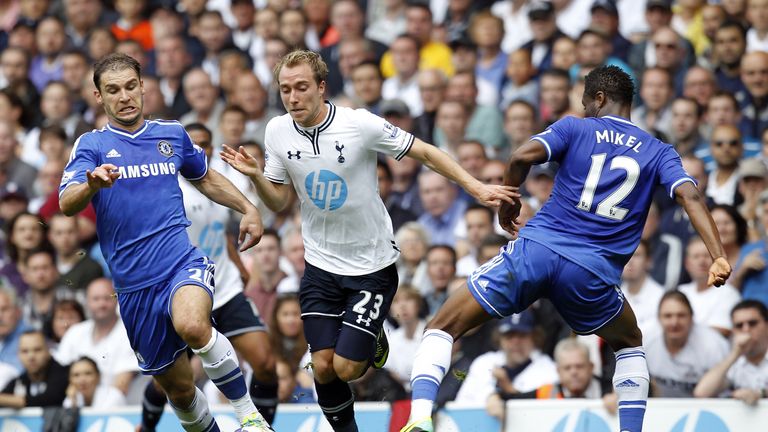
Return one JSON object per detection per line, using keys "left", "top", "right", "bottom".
{"left": 311, "top": 353, "right": 336, "bottom": 384}
{"left": 334, "top": 358, "right": 367, "bottom": 382}
{"left": 164, "top": 381, "right": 196, "bottom": 409}
{"left": 248, "top": 351, "right": 277, "bottom": 381}
{"left": 175, "top": 321, "right": 212, "bottom": 349}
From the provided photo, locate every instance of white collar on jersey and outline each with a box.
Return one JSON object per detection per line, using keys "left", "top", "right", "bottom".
{"left": 106, "top": 120, "right": 149, "bottom": 139}
{"left": 293, "top": 100, "right": 335, "bottom": 133}
{"left": 601, "top": 115, "right": 637, "bottom": 128}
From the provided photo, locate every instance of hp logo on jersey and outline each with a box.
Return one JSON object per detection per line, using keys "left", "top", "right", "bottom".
{"left": 305, "top": 170, "right": 347, "bottom": 210}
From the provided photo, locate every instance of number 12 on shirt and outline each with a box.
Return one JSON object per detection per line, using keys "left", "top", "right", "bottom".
{"left": 577, "top": 153, "right": 640, "bottom": 221}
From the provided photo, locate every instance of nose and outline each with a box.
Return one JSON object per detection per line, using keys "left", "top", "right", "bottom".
{"left": 119, "top": 88, "right": 130, "bottom": 101}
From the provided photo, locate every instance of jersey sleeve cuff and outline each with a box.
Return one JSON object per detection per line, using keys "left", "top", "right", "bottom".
{"left": 531, "top": 137, "right": 552, "bottom": 161}
{"left": 182, "top": 157, "right": 209, "bottom": 181}
{"left": 668, "top": 177, "right": 696, "bottom": 198}
{"left": 264, "top": 173, "right": 288, "bottom": 184}
{"left": 58, "top": 181, "right": 81, "bottom": 199}
{"left": 395, "top": 133, "right": 415, "bottom": 161}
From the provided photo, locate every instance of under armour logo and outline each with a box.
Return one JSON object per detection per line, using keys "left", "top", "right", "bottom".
{"left": 356, "top": 314, "right": 372, "bottom": 327}
{"left": 288, "top": 151, "right": 301, "bottom": 160}
{"left": 335, "top": 141, "right": 345, "bottom": 163}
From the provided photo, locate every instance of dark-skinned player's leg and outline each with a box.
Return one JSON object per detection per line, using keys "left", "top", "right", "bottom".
{"left": 595, "top": 302, "right": 647, "bottom": 432}
{"left": 401, "top": 285, "right": 496, "bottom": 432}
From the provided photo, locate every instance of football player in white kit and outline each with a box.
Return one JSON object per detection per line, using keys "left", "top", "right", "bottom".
{"left": 137, "top": 123, "right": 278, "bottom": 432}
{"left": 221, "top": 50, "right": 518, "bottom": 432}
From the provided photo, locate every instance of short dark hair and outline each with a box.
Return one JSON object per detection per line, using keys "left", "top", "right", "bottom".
{"left": 540, "top": 68, "right": 570, "bottom": 83}
{"left": 717, "top": 20, "right": 747, "bottom": 40}
{"left": 480, "top": 233, "right": 509, "bottom": 249}
{"left": 465, "top": 203, "right": 494, "bottom": 223}
{"left": 40, "top": 125, "right": 68, "bottom": 143}
{"left": 709, "top": 90, "right": 739, "bottom": 110}
{"left": 73, "top": 356, "right": 101, "bottom": 377}
{"left": 427, "top": 244, "right": 457, "bottom": 265}
{"left": 584, "top": 65, "right": 635, "bottom": 106}
{"left": 659, "top": 290, "right": 693, "bottom": 316}
{"left": 24, "top": 247, "right": 56, "bottom": 267}
{"left": 221, "top": 104, "right": 247, "bottom": 118}
{"left": 506, "top": 99, "right": 538, "bottom": 121}
{"left": 377, "top": 160, "right": 393, "bottom": 181}
{"left": 732, "top": 300, "right": 768, "bottom": 321}
{"left": 406, "top": 1, "right": 432, "bottom": 17}
{"left": 262, "top": 228, "right": 281, "bottom": 244}
{"left": 185, "top": 122, "right": 213, "bottom": 140}
{"left": 352, "top": 60, "right": 383, "bottom": 81}
{"left": 673, "top": 96, "right": 704, "bottom": 118}
{"left": 93, "top": 53, "right": 142, "bottom": 91}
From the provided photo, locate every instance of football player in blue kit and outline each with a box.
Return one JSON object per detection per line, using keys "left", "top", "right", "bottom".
{"left": 400, "top": 65, "right": 732, "bottom": 432}
{"left": 59, "top": 53, "right": 272, "bottom": 431}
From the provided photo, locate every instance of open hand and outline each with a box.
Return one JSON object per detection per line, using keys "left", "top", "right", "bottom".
{"left": 221, "top": 145, "right": 262, "bottom": 177}
{"left": 707, "top": 256, "right": 732, "bottom": 287}
{"left": 86, "top": 164, "right": 120, "bottom": 191}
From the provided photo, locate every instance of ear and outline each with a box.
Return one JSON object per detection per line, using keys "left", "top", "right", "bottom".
{"left": 318, "top": 79, "right": 326, "bottom": 96}
{"left": 140, "top": 79, "right": 145, "bottom": 95}
{"left": 595, "top": 90, "right": 607, "bottom": 108}
{"left": 94, "top": 89, "right": 103, "bottom": 105}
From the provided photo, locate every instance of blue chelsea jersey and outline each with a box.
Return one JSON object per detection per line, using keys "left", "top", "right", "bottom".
{"left": 59, "top": 120, "right": 207, "bottom": 293}
{"left": 520, "top": 115, "right": 694, "bottom": 286}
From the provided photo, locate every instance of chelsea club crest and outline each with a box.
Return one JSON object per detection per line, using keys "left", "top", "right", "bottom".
{"left": 157, "top": 140, "right": 174, "bottom": 157}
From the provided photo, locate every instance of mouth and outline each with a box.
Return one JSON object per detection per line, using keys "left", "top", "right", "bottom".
{"left": 119, "top": 107, "right": 137, "bottom": 115}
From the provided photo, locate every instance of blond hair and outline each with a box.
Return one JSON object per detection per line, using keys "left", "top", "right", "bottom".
{"left": 273, "top": 50, "right": 329, "bottom": 85}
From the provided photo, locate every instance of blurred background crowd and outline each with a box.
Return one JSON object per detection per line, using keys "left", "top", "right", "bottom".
{"left": 0, "top": 0, "right": 767, "bottom": 421}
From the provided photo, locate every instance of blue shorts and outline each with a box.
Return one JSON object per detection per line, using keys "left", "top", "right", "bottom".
{"left": 118, "top": 256, "right": 215, "bottom": 375}
{"left": 467, "top": 238, "right": 625, "bottom": 334}
{"left": 299, "top": 261, "right": 398, "bottom": 362}
{"left": 212, "top": 292, "right": 266, "bottom": 338}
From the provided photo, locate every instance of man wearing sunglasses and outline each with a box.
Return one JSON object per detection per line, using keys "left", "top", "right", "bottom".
{"left": 694, "top": 300, "right": 768, "bottom": 404}
{"left": 707, "top": 124, "right": 744, "bottom": 205}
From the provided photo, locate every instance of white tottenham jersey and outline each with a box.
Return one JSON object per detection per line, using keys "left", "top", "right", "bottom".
{"left": 179, "top": 178, "right": 241, "bottom": 309}
{"left": 263, "top": 102, "right": 413, "bottom": 275}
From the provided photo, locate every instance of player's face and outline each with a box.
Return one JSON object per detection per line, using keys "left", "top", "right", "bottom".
{"left": 278, "top": 63, "right": 327, "bottom": 128}
{"left": 658, "top": 298, "right": 693, "bottom": 344}
{"left": 96, "top": 67, "right": 145, "bottom": 130}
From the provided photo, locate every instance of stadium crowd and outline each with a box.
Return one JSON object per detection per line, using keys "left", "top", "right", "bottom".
{"left": 0, "top": 0, "right": 767, "bottom": 424}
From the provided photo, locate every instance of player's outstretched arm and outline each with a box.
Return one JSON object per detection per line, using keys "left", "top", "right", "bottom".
{"left": 405, "top": 138, "right": 520, "bottom": 207}
{"left": 675, "top": 181, "right": 731, "bottom": 286}
{"left": 190, "top": 167, "right": 264, "bottom": 251}
{"left": 220, "top": 145, "right": 293, "bottom": 212}
{"left": 498, "top": 140, "right": 548, "bottom": 235}
{"left": 60, "top": 164, "right": 121, "bottom": 216}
